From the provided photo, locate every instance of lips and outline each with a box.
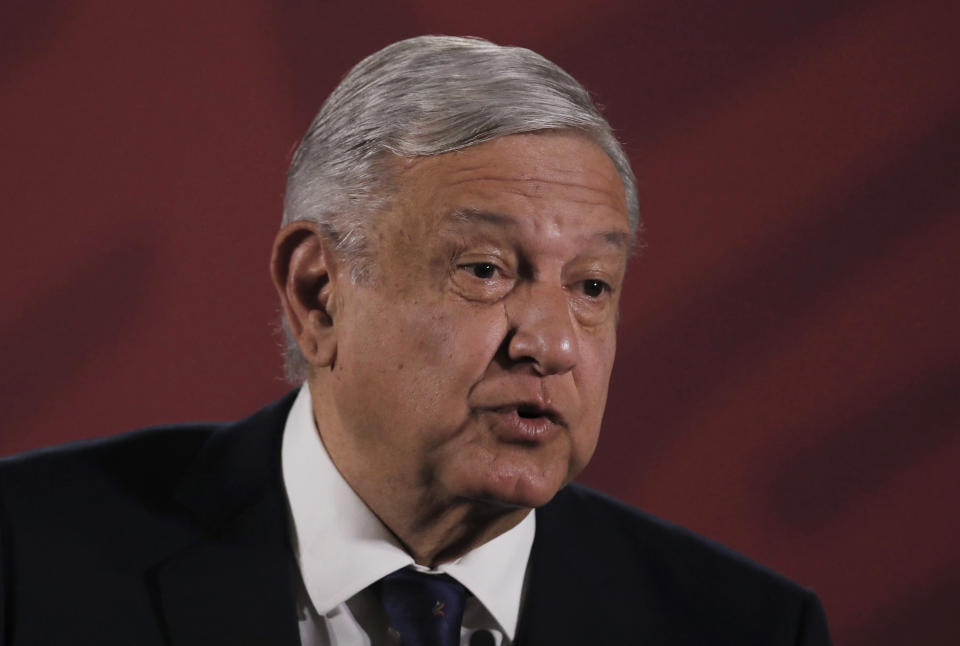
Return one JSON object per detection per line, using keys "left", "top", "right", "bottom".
{"left": 482, "top": 403, "right": 565, "bottom": 443}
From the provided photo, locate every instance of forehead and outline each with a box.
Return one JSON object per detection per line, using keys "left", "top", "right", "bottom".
{"left": 383, "top": 132, "right": 631, "bottom": 246}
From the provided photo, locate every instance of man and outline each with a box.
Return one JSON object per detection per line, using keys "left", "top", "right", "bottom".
{"left": 0, "top": 36, "right": 832, "bottom": 645}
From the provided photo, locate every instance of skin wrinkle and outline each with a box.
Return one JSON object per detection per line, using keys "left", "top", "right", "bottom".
{"left": 448, "top": 207, "right": 630, "bottom": 243}
{"left": 444, "top": 176, "right": 624, "bottom": 208}
{"left": 446, "top": 215, "right": 622, "bottom": 254}
{"left": 444, "top": 212, "right": 632, "bottom": 269}
{"left": 442, "top": 148, "right": 621, "bottom": 183}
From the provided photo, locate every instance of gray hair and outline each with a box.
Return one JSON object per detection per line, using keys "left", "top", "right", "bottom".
{"left": 281, "top": 35, "right": 640, "bottom": 381}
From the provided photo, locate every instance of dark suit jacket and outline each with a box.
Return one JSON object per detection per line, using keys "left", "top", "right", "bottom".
{"left": 0, "top": 393, "right": 832, "bottom": 645}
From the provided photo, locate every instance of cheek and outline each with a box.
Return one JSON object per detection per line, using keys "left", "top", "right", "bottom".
{"left": 572, "top": 329, "right": 617, "bottom": 451}
{"left": 344, "top": 299, "right": 507, "bottom": 415}
{"left": 397, "top": 304, "right": 502, "bottom": 372}
{"left": 579, "top": 328, "right": 617, "bottom": 403}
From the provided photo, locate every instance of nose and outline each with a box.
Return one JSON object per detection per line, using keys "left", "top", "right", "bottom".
{"left": 505, "top": 284, "right": 578, "bottom": 376}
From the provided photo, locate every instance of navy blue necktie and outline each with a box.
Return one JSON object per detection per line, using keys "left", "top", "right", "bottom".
{"left": 376, "top": 567, "right": 467, "bottom": 646}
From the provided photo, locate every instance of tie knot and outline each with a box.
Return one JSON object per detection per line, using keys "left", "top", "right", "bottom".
{"left": 376, "top": 567, "right": 467, "bottom": 646}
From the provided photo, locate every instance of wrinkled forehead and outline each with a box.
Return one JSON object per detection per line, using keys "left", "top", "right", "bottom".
{"left": 379, "top": 132, "right": 631, "bottom": 239}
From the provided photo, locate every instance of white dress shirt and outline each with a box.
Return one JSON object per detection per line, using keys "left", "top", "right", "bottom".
{"left": 281, "top": 385, "right": 536, "bottom": 646}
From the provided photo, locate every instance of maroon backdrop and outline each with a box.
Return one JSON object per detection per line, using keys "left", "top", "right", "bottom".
{"left": 2, "top": 1, "right": 958, "bottom": 642}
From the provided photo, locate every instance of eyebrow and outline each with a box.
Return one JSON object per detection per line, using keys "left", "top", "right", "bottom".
{"left": 445, "top": 207, "right": 632, "bottom": 251}
{"left": 599, "top": 230, "right": 633, "bottom": 252}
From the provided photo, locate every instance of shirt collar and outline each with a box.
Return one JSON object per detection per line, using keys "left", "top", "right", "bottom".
{"left": 281, "top": 384, "right": 535, "bottom": 639}
{"left": 442, "top": 507, "right": 535, "bottom": 639}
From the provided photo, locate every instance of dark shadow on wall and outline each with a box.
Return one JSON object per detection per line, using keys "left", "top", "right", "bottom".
{"left": 263, "top": 1, "right": 422, "bottom": 124}
{"left": 0, "top": 233, "right": 158, "bottom": 455}
{"left": 849, "top": 562, "right": 960, "bottom": 646}
{"left": 599, "top": 111, "right": 960, "bottom": 490}
{"left": 553, "top": 0, "right": 872, "bottom": 147}
{"left": 263, "top": 0, "right": 873, "bottom": 153}
{"left": 0, "top": 0, "right": 71, "bottom": 86}
{"left": 763, "top": 360, "right": 960, "bottom": 530}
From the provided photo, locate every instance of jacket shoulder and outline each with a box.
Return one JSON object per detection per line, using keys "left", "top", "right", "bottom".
{"left": 0, "top": 424, "right": 218, "bottom": 511}
{"left": 547, "top": 483, "right": 800, "bottom": 590}
{"left": 527, "top": 483, "right": 831, "bottom": 644}
{"left": 0, "top": 391, "right": 297, "bottom": 536}
{"left": 0, "top": 393, "right": 299, "bottom": 645}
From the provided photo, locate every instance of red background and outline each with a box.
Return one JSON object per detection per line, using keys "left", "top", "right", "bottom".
{"left": 2, "top": 1, "right": 958, "bottom": 642}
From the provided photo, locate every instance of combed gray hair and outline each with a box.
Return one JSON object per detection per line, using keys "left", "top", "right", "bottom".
{"left": 281, "top": 35, "right": 640, "bottom": 381}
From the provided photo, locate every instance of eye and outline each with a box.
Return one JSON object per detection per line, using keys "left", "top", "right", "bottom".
{"left": 461, "top": 262, "right": 499, "bottom": 279}
{"left": 452, "top": 259, "right": 514, "bottom": 303}
{"left": 581, "top": 279, "right": 610, "bottom": 298}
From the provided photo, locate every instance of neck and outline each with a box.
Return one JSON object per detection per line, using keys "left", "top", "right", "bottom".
{"left": 308, "top": 380, "right": 532, "bottom": 568}
{"left": 384, "top": 498, "right": 530, "bottom": 568}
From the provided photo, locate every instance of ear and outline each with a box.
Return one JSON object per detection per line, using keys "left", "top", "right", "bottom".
{"left": 270, "top": 221, "right": 340, "bottom": 369}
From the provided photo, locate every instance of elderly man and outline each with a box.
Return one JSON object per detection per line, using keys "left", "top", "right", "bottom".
{"left": 0, "top": 37, "right": 831, "bottom": 645}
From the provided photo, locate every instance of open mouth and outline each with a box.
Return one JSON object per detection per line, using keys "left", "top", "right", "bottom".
{"left": 516, "top": 405, "right": 547, "bottom": 419}
{"left": 496, "top": 402, "right": 565, "bottom": 425}
{"left": 485, "top": 404, "right": 563, "bottom": 443}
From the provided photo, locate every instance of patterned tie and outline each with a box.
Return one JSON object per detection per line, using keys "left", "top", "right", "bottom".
{"left": 376, "top": 566, "right": 467, "bottom": 646}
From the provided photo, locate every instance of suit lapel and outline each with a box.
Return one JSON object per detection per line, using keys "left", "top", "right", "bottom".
{"left": 151, "top": 393, "right": 302, "bottom": 646}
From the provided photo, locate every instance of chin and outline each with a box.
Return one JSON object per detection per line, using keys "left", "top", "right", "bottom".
{"left": 439, "top": 436, "right": 583, "bottom": 510}
{"left": 456, "top": 461, "right": 569, "bottom": 510}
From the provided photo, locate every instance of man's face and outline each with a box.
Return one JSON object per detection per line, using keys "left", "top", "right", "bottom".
{"left": 325, "top": 131, "right": 631, "bottom": 510}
